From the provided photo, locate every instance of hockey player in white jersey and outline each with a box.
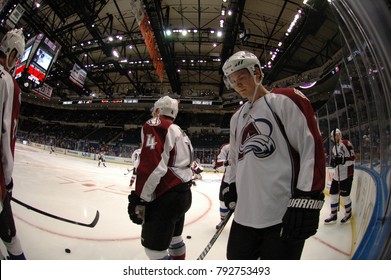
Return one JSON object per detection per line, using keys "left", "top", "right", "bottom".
{"left": 97, "top": 151, "right": 106, "bottom": 167}
{"left": 49, "top": 144, "right": 56, "bottom": 155}
{"left": 222, "top": 51, "right": 325, "bottom": 259}
{"left": 190, "top": 158, "right": 203, "bottom": 184}
{"left": 324, "top": 129, "right": 355, "bottom": 224}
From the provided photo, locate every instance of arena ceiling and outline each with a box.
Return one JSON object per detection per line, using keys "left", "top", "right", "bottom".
{"left": 1, "top": 0, "right": 342, "bottom": 108}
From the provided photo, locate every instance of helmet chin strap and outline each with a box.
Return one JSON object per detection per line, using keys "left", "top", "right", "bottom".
{"left": 249, "top": 76, "right": 263, "bottom": 109}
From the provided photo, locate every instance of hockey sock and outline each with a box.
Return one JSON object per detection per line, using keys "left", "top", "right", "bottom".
{"left": 144, "top": 248, "right": 170, "bottom": 260}
{"left": 4, "top": 236, "right": 25, "bottom": 259}
{"left": 329, "top": 194, "right": 339, "bottom": 216}
{"left": 129, "top": 176, "right": 136, "bottom": 186}
{"left": 219, "top": 201, "right": 229, "bottom": 220}
{"left": 159, "top": 255, "right": 172, "bottom": 260}
{"left": 341, "top": 196, "right": 352, "bottom": 215}
{"left": 7, "top": 251, "right": 26, "bottom": 260}
{"left": 169, "top": 235, "right": 186, "bottom": 260}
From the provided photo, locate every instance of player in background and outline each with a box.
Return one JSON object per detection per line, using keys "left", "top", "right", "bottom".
{"left": 0, "top": 29, "right": 26, "bottom": 260}
{"left": 128, "top": 146, "right": 141, "bottom": 187}
{"left": 325, "top": 128, "right": 355, "bottom": 224}
{"left": 190, "top": 158, "right": 203, "bottom": 185}
{"left": 97, "top": 151, "right": 106, "bottom": 167}
{"left": 127, "top": 96, "right": 194, "bottom": 260}
{"left": 49, "top": 143, "right": 56, "bottom": 155}
{"left": 214, "top": 143, "right": 231, "bottom": 230}
{"left": 211, "top": 158, "right": 218, "bottom": 173}
{"left": 222, "top": 51, "right": 325, "bottom": 259}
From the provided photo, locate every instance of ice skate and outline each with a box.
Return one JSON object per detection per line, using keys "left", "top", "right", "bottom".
{"left": 340, "top": 213, "right": 352, "bottom": 224}
{"left": 324, "top": 214, "right": 337, "bottom": 224}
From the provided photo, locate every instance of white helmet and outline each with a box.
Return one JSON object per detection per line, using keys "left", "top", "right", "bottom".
{"left": 152, "top": 96, "right": 179, "bottom": 120}
{"left": 330, "top": 128, "right": 342, "bottom": 141}
{"left": 0, "top": 29, "right": 25, "bottom": 69}
{"left": 222, "top": 51, "right": 263, "bottom": 89}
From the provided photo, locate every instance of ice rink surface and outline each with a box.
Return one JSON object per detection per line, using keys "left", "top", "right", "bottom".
{"left": 1, "top": 143, "right": 353, "bottom": 260}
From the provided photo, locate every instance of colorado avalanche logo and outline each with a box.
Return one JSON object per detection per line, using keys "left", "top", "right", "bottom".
{"left": 238, "top": 118, "right": 276, "bottom": 160}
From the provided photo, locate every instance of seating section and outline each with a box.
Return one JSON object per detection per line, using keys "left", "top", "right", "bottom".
{"left": 18, "top": 102, "right": 230, "bottom": 162}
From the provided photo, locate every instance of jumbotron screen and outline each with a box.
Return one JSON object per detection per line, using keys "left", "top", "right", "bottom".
{"left": 15, "top": 34, "right": 61, "bottom": 91}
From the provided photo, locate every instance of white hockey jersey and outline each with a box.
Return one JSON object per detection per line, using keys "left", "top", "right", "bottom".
{"left": 331, "top": 139, "right": 355, "bottom": 181}
{"left": 229, "top": 88, "right": 325, "bottom": 228}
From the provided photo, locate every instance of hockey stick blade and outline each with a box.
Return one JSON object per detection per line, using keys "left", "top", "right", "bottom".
{"left": 197, "top": 210, "right": 233, "bottom": 260}
{"left": 12, "top": 197, "right": 100, "bottom": 228}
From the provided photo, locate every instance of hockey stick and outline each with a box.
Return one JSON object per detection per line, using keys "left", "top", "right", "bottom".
{"left": 11, "top": 197, "right": 100, "bottom": 228}
{"left": 197, "top": 210, "right": 233, "bottom": 260}
{"left": 334, "top": 129, "right": 341, "bottom": 212}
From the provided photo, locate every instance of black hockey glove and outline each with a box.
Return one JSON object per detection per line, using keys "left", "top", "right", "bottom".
{"left": 6, "top": 178, "right": 13, "bottom": 193}
{"left": 281, "top": 190, "right": 325, "bottom": 241}
{"left": 334, "top": 156, "right": 345, "bottom": 166}
{"left": 128, "top": 191, "right": 146, "bottom": 225}
{"left": 331, "top": 156, "right": 345, "bottom": 167}
{"left": 224, "top": 160, "right": 230, "bottom": 167}
{"left": 222, "top": 183, "right": 237, "bottom": 211}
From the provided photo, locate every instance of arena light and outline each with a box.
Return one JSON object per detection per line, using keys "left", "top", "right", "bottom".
{"left": 266, "top": 8, "right": 303, "bottom": 68}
